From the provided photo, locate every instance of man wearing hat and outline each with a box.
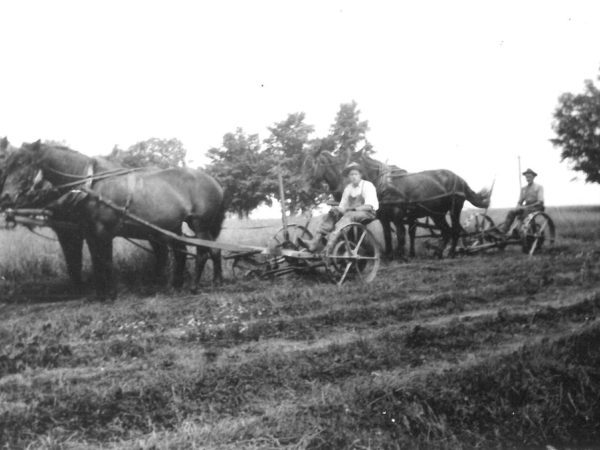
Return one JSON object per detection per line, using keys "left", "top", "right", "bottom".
{"left": 299, "top": 162, "right": 379, "bottom": 252}
{"left": 501, "top": 168, "right": 544, "bottom": 235}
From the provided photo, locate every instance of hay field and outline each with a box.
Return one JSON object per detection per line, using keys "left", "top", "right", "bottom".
{"left": 0, "top": 205, "right": 599, "bottom": 449}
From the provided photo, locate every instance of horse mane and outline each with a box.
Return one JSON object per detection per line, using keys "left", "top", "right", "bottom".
{"left": 38, "top": 142, "right": 84, "bottom": 156}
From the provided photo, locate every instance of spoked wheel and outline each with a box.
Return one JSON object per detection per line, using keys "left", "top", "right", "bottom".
{"left": 324, "top": 222, "right": 380, "bottom": 286}
{"left": 460, "top": 213, "right": 495, "bottom": 249}
{"left": 521, "top": 212, "right": 556, "bottom": 256}
{"left": 270, "top": 224, "right": 313, "bottom": 251}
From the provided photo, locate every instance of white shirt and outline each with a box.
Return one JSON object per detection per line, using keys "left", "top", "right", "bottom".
{"left": 339, "top": 179, "right": 379, "bottom": 211}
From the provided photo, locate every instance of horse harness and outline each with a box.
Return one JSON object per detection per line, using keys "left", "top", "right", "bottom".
{"left": 35, "top": 163, "right": 140, "bottom": 225}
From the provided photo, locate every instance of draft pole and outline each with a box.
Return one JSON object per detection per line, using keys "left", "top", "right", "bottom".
{"left": 278, "top": 167, "right": 289, "bottom": 242}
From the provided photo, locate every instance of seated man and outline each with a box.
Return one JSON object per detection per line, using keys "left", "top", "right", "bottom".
{"left": 501, "top": 168, "right": 544, "bottom": 235}
{"left": 299, "top": 162, "right": 379, "bottom": 252}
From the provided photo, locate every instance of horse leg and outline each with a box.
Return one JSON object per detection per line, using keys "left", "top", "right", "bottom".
{"left": 191, "top": 245, "right": 210, "bottom": 294}
{"left": 431, "top": 216, "right": 451, "bottom": 258}
{"left": 209, "top": 247, "right": 223, "bottom": 286}
{"left": 55, "top": 228, "right": 84, "bottom": 286}
{"left": 378, "top": 210, "right": 393, "bottom": 260}
{"left": 408, "top": 219, "right": 417, "bottom": 258}
{"left": 448, "top": 199, "right": 465, "bottom": 257}
{"left": 393, "top": 218, "right": 406, "bottom": 260}
{"left": 150, "top": 240, "right": 169, "bottom": 284}
{"left": 86, "top": 234, "right": 116, "bottom": 301}
{"left": 171, "top": 241, "right": 187, "bottom": 289}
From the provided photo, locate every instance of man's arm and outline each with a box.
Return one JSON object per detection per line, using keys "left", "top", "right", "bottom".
{"left": 337, "top": 186, "right": 350, "bottom": 213}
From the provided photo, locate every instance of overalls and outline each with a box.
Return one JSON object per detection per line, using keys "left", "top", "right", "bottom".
{"left": 318, "top": 183, "right": 377, "bottom": 236}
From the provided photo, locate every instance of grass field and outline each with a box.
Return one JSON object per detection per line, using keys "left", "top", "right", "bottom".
{"left": 0, "top": 205, "right": 599, "bottom": 449}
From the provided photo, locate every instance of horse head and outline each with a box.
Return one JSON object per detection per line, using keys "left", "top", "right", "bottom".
{"left": 301, "top": 148, "right": 345, "bottom": 200}
{"left": 351, "top": 151, "right": 408, "bottom": 192}
{"left": 0, "top": 140, "right": 46, "bottom": 208}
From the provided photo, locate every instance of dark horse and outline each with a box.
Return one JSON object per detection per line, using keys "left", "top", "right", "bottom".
{"left": 0, "top": 141, "right": 225, "bottom": 300}
{"left": 303, "top": 150, "right": 490, "bottom": 258}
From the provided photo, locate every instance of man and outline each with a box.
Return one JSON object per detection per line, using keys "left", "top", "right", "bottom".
{"left": 501, "top": 168, "right": 544, "bottom": 235}
{"left": 299, "top": 162, "right": 379, "bottom": 252}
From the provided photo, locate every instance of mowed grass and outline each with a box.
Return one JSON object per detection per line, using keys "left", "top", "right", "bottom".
{"left": 0, "top": 205, "right": 599, "bottom": 449}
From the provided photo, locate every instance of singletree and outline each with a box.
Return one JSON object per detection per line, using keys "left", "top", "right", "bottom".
{"left": 552, "top": 73, "right": 600, "bottom": 184}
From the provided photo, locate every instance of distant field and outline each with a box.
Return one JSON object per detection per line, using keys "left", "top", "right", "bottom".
{"left": 0, "top": 205, "right": 599, "bottom": 448}
{"left": 2, "top": 205, "right": 597, "bottom": 289}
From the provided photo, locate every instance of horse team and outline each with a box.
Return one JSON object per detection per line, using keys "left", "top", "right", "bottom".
{"left": 0, "top": 138, "right": 490, "bottom": 300}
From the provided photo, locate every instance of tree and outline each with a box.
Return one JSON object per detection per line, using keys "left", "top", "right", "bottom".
{"left": 109, "top": 138, "right": 187, "bottom": 169}
{"left": 263, "top": 112, "right": 315, "bottom": 213}
{"left": 330, "top": 100, "right": 370, "bottom": 162}
{"left": 552, "top": 74, "right": 600, "bottom": 184}
{"left": 44, "top": 139, "right": 69, "bottom": 147}
{"left": 206, "top": 128, "right": 272, "bottom": 218}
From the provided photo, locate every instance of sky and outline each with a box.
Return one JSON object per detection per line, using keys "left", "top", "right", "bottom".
{"left": 1, "top": 0, "right": 600, "bottom": 214}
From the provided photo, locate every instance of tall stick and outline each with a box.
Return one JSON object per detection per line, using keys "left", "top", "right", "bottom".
{"left": 278, "top": 167, "right": 289, "bottom": 241}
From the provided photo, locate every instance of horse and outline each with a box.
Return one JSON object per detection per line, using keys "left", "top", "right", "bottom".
{"left": 302, "top": 149, "right": 490, "bottom": 258}
{"left": 0, "top": 140, "right": 225, "bottom": 300}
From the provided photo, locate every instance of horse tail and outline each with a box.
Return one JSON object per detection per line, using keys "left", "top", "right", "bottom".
{"left": 463, "top": 182, "right": 491, "bottom": 208}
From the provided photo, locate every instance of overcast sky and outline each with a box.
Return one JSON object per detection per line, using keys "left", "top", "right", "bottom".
{"left": 1, "top": 0, "right": 600, "bottom": 210}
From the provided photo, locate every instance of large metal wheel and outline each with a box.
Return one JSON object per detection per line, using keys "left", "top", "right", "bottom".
{"left": 324, "top": 222, "right": 380, "bottom": 286}
{"left": 270, "top": 224, "right": 313, "bottom": 251}
{"left": 521, "top": 212, "right": 555, "bottom": 256}
{"left": 460, "top": 213, "right": 495, "bottom": 249}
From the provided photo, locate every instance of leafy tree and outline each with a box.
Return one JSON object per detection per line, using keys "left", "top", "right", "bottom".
{"left": 206, "top": 128, "right": 272, "bottom": 218}
{"left": 44, "top": 139, "right": 69, "bottom": 147}
{"left": 263, "top": 112, "right": 315, "bottom": 214}
{"left": 552, "top": 73, "right": 600, "bottom": 184}
{"left": 110, "top": 138, "right": 187, "bottom": 169}
{"left": 0, "top": 137, "right": 9, "bottom": 155}
{"left": 330, "top": 100, "right": 370, "bottom": 162}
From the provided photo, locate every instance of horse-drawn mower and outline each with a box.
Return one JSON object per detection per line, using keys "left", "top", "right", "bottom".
{"left": 458, "top": 210, "right": 556, "bottom": 256}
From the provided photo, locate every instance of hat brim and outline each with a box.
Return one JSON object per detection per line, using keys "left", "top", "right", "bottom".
{"left": 522, "top": 171, "right": 537, "bottom": 176}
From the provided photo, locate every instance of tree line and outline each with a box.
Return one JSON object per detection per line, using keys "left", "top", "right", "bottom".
{"left": 105, "top": 67, "right": 600, "bottom": 217}
{"left": 110, "top": 101, "right": 371, "bottom": 217}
